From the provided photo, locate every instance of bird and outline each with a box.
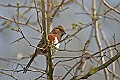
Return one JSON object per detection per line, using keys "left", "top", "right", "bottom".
{"left": 23, "top": 25, "right": 66, "bottom": 73}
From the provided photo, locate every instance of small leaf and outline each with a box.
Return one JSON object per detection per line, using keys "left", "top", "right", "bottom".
{"left": 17, "top": 38, "right": 23, "bottom": 42}
{"left": 72, "top": 23, "right": 77, "bottom": 29}
{"left": 67, "top": 34, "right": 71, "bottom": 38}
{"left": 50, "top": 16, "right": 53, "bottom": 19}
{"left": 72, "top": 26, "right": 76, "bottom": 29}
{"left": 17, "top": 39, "right": 20, "bottom": 42}
{"left": 11, "top": 28, "right": 15, "bottom": 31}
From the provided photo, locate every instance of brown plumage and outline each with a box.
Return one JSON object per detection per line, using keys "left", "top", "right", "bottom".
{"left": 23, "top": 25, "right": 66, "bottom": 73}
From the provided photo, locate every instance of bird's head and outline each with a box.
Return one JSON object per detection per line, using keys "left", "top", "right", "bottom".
{"left": 51, "top": 25, "right": 66, "bottom": 37}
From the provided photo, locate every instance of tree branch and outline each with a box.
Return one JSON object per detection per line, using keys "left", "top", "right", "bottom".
{"left": 80, "top": 52, "right": 120, "bottom": 79}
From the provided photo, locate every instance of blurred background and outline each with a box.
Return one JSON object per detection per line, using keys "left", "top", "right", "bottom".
{"left": 0, "top": 0, "right": 120, "bottom": 80}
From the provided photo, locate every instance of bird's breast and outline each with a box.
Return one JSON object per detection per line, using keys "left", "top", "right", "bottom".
{"left": 48, "top": 34, "right": 60, "bottom": 49}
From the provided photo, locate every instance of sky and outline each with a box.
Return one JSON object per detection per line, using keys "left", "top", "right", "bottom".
{"left": 0, "top": 0, "right": 120, "bottom": 80}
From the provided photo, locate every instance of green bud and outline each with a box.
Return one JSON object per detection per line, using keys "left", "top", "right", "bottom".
{"left": 11, "top": 28, "right": 15, "bottom": 31}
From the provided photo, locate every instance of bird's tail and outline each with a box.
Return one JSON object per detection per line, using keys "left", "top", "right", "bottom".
{"left": 23, "top": 53, "right": 37, "bottom": 73}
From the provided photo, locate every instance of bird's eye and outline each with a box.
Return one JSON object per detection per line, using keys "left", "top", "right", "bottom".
{"left": 59, "top": 28, "right": 63, "bottom": 31}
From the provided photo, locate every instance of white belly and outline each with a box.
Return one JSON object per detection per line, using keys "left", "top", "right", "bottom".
{"left": 54, "top": 37, "right": 60, "bottom": 49}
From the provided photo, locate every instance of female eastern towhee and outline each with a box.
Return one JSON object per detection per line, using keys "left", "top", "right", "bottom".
{"left": 23, "top": 25, "right": 66, "bottom": 73}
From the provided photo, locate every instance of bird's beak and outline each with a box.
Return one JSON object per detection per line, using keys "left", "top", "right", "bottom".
{"left": 63, "top": 32, "right": 66, "bottom": 35}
